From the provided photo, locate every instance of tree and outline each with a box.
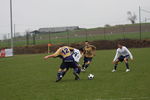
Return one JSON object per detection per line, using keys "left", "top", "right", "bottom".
{"left": 127, "top": 11, "right": 137, "bottom": 24}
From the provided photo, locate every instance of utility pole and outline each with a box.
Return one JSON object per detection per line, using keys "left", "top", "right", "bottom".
{"left": 10, "top": 0, "right": 14, "bottom": 49}
{"left": 139, "top": 6, "right": 142, "bottom": 40}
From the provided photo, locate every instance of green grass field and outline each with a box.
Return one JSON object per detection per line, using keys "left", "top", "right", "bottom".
{"left": 0, "top": 48, "right": 150, "bottom": 100}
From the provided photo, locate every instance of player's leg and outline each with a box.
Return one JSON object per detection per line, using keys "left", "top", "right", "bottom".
{"left": 56, "top": 63, "right": 68, "bottom": 82}
{"left": 82, "top": 57, "right": 87, "bottom": 70}
{"left": 62, "top": 67, "right": 69, "bottom": 77}
{"left": 73, "top": 67, "right": 81, "bottom": 80}
{"left": 82, "top": 57, "right": 92, "bottom": 71}
{"left": 56, "top": 68, "right": 64, "bottom": 82}
{"left": 112, "top": 59, "right": 119, "bottom": 72}
{"left": 85, "top": 61, "right": 91, "bottom": 69}
{"left": 112, "top": 55, "right": 124, "bottom": 72}
{"left": 82, "top": 61, "right": 91, "bottom": 69}
{"left": 73, "top": 63, "right": 81, "bottom": 80}
{"left": 124, "top": 57, "right": 130, "bottom": 72}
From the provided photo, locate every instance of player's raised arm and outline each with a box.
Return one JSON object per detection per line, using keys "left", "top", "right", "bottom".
{"left": 44, "top": 48, "right": 61, "bottom": 60}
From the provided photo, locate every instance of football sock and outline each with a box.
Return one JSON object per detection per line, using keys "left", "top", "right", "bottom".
{"left": 62, "top": 68, "right": 69, "bottom": 76}
{"left": 73, "top": 68, "right": 80, "bottom": 80}
{"left": 74, "top": 68, "right": 81, "bottom": 74}
{"left": 114, "top": 64, "right": 118, "bottom": 70}
{"left": 125, "top": 63, "right": 129, "bottom": 69}
{"left": 62, "top": 71, "right": 66, "bottom": 77}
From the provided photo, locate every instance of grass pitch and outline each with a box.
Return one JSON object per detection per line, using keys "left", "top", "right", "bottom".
{"left": 0, "top": 48, "right": 150, "bottom": 100}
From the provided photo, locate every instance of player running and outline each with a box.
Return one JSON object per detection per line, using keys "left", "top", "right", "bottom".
{"left": 44, "top": 46, "right": 81, "bottom": 82}
{"left": 112, "top": 42, "right": 133, "bottom": 72}
{"left": 81, "top": 41, "right": 96, "bottom": 72}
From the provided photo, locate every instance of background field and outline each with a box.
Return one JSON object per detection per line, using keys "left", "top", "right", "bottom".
{"left": 1, "top": 23, "right": 150, "bottom": 48}
{"left": 0, "top": 48, "right": 150, "bottom": 100}
{"left": 1, "top": 32, "right": 150, "bottom": 48}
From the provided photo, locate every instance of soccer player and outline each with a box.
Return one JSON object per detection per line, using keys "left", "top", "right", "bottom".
{"left": 81, "top": 41, "right": 96, "bottom": 71}
{"left": 59, "top": 48, "right": 84, "bottom": 80}
{"left": 112, "top": 42, "right": 133, "bottom": 72}
{"left": 60, "top": 48, "right": 84, "bottom": 79}
{"left": 44, "top": 46, "right": 81, "bottom": 82}
{"left": 72, "top": 48, "right": 84, "bottom": 64}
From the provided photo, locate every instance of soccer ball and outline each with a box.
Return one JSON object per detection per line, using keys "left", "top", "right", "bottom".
{"left": 88, "top": 74, "right": 94, "bottom": 80}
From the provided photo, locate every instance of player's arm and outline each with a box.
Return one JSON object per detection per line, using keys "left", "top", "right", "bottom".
{"left": 44, "top": 48, "right": 61, "bottom": 59}
{"left": 92, "top": 45, "right": 96, "bottom": 50}
{"left": 91, "top": 45, "right": 96, "bottom": 56}
{"left": 112, "top": 50, "right": 119, "bottom": 63}
{"left": 124, "top": 47, "right": 133, "bottom": 60}
{"left": 83, "top": 47, "right": 86, "bottom": 55}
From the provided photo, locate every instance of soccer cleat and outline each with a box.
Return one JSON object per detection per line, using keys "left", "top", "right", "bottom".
{"left": 126, "top": 69, "right": 130, "bottom": 72}
{"left": 81, "top": 67, "right": 86, "bottom": 72}
{"left": 75, "top": 77, "right": 80, "bottom": 80}
{"left": 81, "top": 69, "right": 85, "bottom": 72}
{"left": 73, "top": 72, "right": 80, "bottom": 80}
{"left": 112, "top": 69, "right": 116, "bottom": 72}
{"left": 55, "top": 75, "right": 63, "bottom": 82}
{"left": 55, "top": 77, "right": 62, "bottom": 82}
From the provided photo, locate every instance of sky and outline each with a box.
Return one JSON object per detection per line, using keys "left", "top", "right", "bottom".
{"left": 0, "top": 0, "right": 150, "bottom": 39}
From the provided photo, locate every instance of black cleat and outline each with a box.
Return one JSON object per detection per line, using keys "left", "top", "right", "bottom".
{"left": 55, "top": 77, "right": 62, "bottom": 82}
{"left": 75, "top": 77, "right": 80, "bottom": 80}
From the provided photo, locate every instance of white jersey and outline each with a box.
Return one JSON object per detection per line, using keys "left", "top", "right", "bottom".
{"left": 72, "top": 49, "right": 82, "bottom": 62}
{"left": 113, "top": 46, "right": 133, "bottom": 61}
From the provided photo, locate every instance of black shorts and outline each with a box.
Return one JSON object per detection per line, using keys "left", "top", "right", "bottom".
{"left": 118, "top": 55, "right": 129, "bottom": 62}
{"left": 84, "top": 57, "right": 93, "bottom": 63}
{"left": 60, "top": 56, "right": 78, "bottom": 69}
{"left": 60, "top": 62, "right": 78, "bottom": 69}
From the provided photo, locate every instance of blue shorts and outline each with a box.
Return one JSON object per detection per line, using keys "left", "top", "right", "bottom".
{"left": 84, "top": 57, "right": 93, "bottom": 63}
{"left": 60, "top": 56, "right": 78, "bottom": 69}
{"left": 118, "top": 55, "right": 129, "bottom": 62}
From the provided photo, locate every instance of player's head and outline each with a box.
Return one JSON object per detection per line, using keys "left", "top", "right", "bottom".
{"left": 85, "top": 41, "right": 89, "bottom": 46}
{"left": 117, "top": 42, "right": 123, "bottom": 48}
